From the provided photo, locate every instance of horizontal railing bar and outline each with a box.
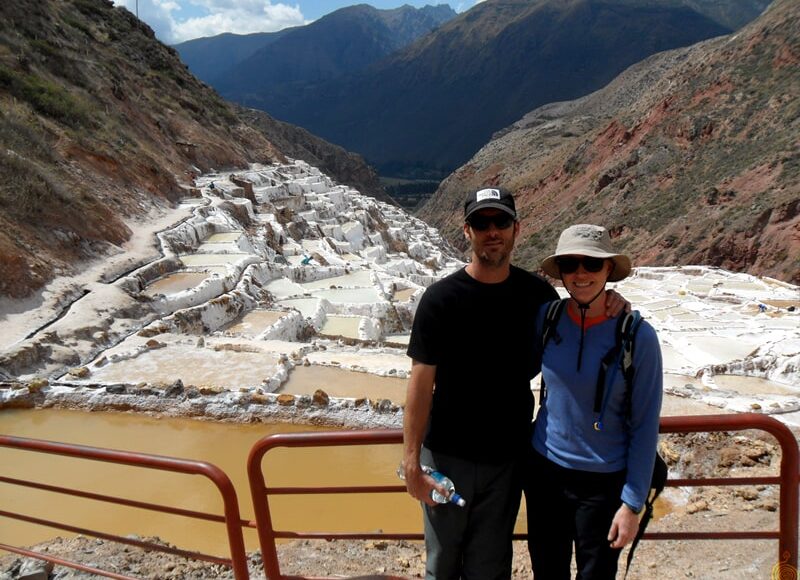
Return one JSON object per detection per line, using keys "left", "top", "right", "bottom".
{"left": 0, "top": 474, "right": 254, "bottom": 527}
{"left": 666, "top": 476, "right": 780, "bottom": 486}
{"left": 264, "top": 485, "right": 405, "bottom": 495}
{"left": 264, "top": 477, "right": 781, "bottom": 495}
{"left": 272, "top": 531, "right": 424, "bottom": 541}
{"left": 0, "top": 510, "right": 234, "bottom": 566}
{"left": 644, "top": 531, "right": 780, "bottom": 540}
{"left": 0, "top": 435, "right": 221, "bottom": 476}
{"left": 0, "top": 543, "right": 138, "bottom": 580}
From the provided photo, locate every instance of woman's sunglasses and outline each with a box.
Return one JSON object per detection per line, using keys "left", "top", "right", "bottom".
{"left": 467, "top": 214, "right": 515, "bottom": 231}
{"left": 555, "top": 256, "right": 607, "bottom": 274}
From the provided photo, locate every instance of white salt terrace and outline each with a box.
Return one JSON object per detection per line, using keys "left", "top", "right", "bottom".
{"left": 85, "top": 334, "right": 283, "bottom": 391}
{"left": 1, "top": 159, "right": 798, "bottom": 431}
{"left": 143, "top": 272, "right": 211, "bottom": 297}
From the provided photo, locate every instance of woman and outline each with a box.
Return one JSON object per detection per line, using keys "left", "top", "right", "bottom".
{"left": 527, "top": 224, "right": 663, "bottom": 579}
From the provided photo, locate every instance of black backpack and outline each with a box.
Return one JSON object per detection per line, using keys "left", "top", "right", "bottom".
{"left": 540, "top": 298, "right": 668, "bottom": 576}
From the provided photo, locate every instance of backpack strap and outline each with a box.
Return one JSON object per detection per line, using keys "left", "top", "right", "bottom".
{"left": 619, "top": 311, "right": 661, "bottom": 579}
{"left": 620, "top": 311, "right": 642, "bottom": 412}
{"left": 540, "top": 299, "right": 567, "bottom": 402}
{"left": 625, "top": 453, "right": 668, "bottom": 578}
{"left": 541, "top": 298, "right": 567, "bottom": 349}
{"left": 593, "top": 310, "right": 642, "bottom": 429}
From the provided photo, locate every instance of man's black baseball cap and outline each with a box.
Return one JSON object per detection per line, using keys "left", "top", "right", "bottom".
{"left": 464, "top": 187, "right": 516, "bottom": 220}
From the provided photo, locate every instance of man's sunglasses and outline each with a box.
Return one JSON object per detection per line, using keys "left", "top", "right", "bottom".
{"left": 467, "top": 214, "right": 515, "bottom": 231}
{"left": 555, "top": 256, "right": 607, "bottom": 274}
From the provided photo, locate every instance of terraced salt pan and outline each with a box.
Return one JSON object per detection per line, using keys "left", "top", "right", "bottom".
{"left": 304, "top": 348, "right": 410, "bottom": 376}
{"left": 663, "top": 334, "right": 761, "bottom": 368}
{"left": 204, "top": 232, "right": 242, "bottom": 243}
{"left": 143, "top": 272, "right": 210, "bottom": 296}
{"left": 280, "top": 365, "right": 407, "bottom": 403}
{"left": 178, "top": 198, "right": 206, "bottom": 207}
{"left": 222, "top": 310, "right": 289, "bottom": 338}
{"left": 278, "top": 298, "right": 322, "bottom": 318}
{"left": 320, "top": 315, "right": 364, "bottom": 339}
{"left": 301, "top": 270, "right": 374, "bottom": 290}
{"left": 196, "top": 233, "right": 243, "bottom": 253}
{"left": 313, "top": 287, "right": 383, "bottom": 304}
{"left": 265, "top": 277, "right": 307, "bottom": 298}
{"left": 712, "top": 374, "right": 798, "bottom": 396}
{"left": 178, "top": 253, "right": 253, "bottom": 267}
{"left": 763, "top": 299, "right": 800, "bottom": 309}
{"left": 87, "top": 341, "right": 281, "bottom": 390}
{"left": 392, "top": 288, "right": 416, "bottom": 302}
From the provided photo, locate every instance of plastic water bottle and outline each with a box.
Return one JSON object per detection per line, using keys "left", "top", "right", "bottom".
{"left": 396, "top": 464, "right": 466, "bottom": 507}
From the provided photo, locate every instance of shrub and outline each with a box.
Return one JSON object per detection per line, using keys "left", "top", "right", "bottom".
{"left": 0, "top": 65, "right": 90, "bottom": 127}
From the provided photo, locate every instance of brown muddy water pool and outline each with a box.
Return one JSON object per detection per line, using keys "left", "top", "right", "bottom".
{"left": 279, "top": 365, "right": 408, "bottom": 403}
{"left": 0, "top": 408, "right": 416, "bottom": 557}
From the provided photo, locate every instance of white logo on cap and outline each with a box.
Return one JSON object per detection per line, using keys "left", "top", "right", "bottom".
{"left": 476, "top": 188, "right": 501, "bottom": 202}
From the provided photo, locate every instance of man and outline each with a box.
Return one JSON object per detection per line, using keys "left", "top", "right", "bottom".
{"left": 401, "top": 187, "right": 626, "bottom": 579}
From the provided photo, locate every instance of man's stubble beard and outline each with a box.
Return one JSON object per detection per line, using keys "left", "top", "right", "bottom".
{"left": 474, "top": 242, "right": 513, "bottom": 268}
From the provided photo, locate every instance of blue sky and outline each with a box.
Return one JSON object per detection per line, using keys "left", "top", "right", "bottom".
{"left": 112, "top": 1, "right": 483, "bottom": 45}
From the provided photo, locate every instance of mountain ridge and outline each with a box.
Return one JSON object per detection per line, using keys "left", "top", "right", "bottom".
{"left": 418, "top": 0, "right": 799, "bottom": 283}
{"left": 223, "top": 0, "right": 757, "bottom": 178}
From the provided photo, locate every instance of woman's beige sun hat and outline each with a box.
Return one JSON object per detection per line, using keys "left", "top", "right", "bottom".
{"left": 541, "top": 224, "right": 632, "bottom": 282}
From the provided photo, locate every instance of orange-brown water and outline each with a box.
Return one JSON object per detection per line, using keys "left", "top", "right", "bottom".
{"left": 280, "top": 365, "right": 408, "bottom": 403}
{"left": 0, "top": 408, "right": 416, "bottom": 557}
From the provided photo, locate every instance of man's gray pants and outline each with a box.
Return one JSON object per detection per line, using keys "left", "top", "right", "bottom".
{"left": 420, "top": 447, "right": 521, "bottom": 580}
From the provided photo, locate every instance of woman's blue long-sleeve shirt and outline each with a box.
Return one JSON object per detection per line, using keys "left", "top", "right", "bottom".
{"left": 532, "top": 303, "right": 663, "bottom": 512}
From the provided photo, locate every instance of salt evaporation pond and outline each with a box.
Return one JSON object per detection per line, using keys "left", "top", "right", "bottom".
{"left": 278, "top": 297, "right": 322, "bottom": 318}
{"left": 712, "top": 375, "right": 798, "bottom": 396}
{"left": 280, "top": 365, "right": 408, "bottom": 403}
{"left": 0, "top": 408, "right": 416, "bottom": 555}
{"left": 178, "top": 253, "right": 252, "bottom": 267}
{"left": 223, "top": 310, "right": 289, "bottom": 338}
{"left": 319, "top": 315, "right": 364, "bottom": 339}
{"left": 301, "top": 270, "right": 374, "bottom": 290}
{"left": 392, "top": 288, "right": 416, "bottom": 302}
{"left": 204, "top": 232, "right": 243, "bottom": 243}
{"left": 196, "top": 232, "right": 242, "bottom": 253}
{"left": 265, "top": 278, "right": 307, "bottom": 299}
{"left": 88, "top": 338, "right": 281, "bottom": 390}
{"left": 313, "top": 287, "right": 383, "bottom": 304}
{"left": 143, "top": 272, "right": 211, "bottom": 296}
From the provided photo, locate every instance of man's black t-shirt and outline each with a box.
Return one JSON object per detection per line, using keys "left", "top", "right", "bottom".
{"left": 407, "top": 265, "right": 558, "bottom": 463}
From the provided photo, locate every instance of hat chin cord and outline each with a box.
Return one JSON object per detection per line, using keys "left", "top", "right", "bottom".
{"left": 560, "top": 275, "right": 607, "bottom": 372}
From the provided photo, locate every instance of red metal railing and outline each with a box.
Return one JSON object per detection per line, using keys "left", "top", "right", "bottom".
{"left": 3, "top": 413, "right": 797, "bottom": 579}
{"left": 246, "top": 429, "right": 411, "bottom": 580}
{"left": 0, "top": 434, "right": 251, "bottom": 580}
{"left": 654, "top": 414, "right": 799, "bottom": 561}
{"left": 247, "top": 414, "right": 799, "bottom": 580}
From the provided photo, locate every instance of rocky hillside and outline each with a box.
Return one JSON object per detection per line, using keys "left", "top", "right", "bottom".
{"left": 0, "top": 0, "right": 388, "bottom": 300}
{"left": 420, "top": 0, "right": 799, "bottom": 284}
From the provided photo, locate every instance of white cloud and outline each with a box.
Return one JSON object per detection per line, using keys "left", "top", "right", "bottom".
{"left": 456, "top": 0, "right": 486, "bottom": 12}
{"left": 114, "top": 0, "right": 306, "bottom": 44}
